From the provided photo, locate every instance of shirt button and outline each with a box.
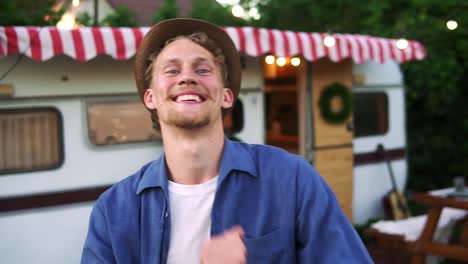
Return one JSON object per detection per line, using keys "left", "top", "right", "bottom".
{"left": 165, "top": 212, "right": 169, "bottom": 218}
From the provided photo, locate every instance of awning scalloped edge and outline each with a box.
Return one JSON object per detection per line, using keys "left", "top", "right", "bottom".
{"left": 0, "top": 26, "right": 426, "bottom": 64}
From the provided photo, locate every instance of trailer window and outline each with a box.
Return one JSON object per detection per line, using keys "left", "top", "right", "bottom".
{"left": 87, "top": 100, "right": 160, "bottom": 146}
{"left": 0, "top": 108, "right": 64, "bottom": 175}
{"left": 353, "top": 92, "right": 388, "bottom": 137}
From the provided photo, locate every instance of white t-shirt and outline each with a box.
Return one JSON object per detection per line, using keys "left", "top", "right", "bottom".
{"left": 166, "top": 176, "right": 218, "bottom": 264}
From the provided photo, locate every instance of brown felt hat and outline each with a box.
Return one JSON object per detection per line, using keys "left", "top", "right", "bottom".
{"left": 134, "top": 18, "right": 241, "bottom": 103}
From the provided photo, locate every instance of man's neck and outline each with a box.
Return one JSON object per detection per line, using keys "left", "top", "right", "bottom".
{"left": 161, "top": 123, "right": 225, "bottom": 185}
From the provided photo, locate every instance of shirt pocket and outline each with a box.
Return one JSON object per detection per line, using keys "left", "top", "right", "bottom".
{"left": 244, "top": 228, "right": 285, "bottom": 263}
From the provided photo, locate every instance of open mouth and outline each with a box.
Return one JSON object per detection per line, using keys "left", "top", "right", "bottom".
{"left": 173, "top": 94, "right": 206, "bottom": 103}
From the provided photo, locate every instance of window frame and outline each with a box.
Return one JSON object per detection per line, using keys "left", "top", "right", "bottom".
{"left": 85, "top": 96, "right": 161, "bottom": 147}
{"left": 0, "top": 107, "right": 65, "bottom": 175}
{"left": 353, "top": 91, "right": 389, "bottom": 138}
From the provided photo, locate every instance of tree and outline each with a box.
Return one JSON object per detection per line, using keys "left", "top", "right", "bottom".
{"left": 355, "top": 0, "right": 468, "bottom": 190}
{"left": 152, "top": 0, "right": 179, "bottom": 23}
{"left": 0, "top": 0, "right": 138, "bottom": 28}
{"left": 396, "top": 1, "right": 468, "bottom": 191}
{"left": 76, "top": 12, "right": 93, "bottom": 27}
{"left": 250, "top": 0, "right": 371, "bottom": 32}
{"left": 100, "top": 6, "right": 139, "bottom": 27}
{"left": 0, "top": 0, "right": 63, "bottom": 26}
{"left": 189, "top": 0, "right": 246, "bottom": 27}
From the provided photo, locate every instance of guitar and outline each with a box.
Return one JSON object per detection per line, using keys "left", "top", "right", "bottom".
{"left": 378, "top": 144, "right": 411, "bottom": 220}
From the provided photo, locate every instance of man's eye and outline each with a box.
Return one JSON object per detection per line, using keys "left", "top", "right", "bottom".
{"left": 165, "top": 69, "right": 179, "bottom": 75}
{"left": 196, "top": 68, "right": 210, "bottom": 74}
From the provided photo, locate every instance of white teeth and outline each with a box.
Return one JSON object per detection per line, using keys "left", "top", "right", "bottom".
{"left": 176, "top": 94, "right": 202, "bottom": 102}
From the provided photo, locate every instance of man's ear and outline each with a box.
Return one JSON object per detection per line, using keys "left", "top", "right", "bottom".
{"left": 143, "top": 88, "right": 157, "bottom": 110}
{"left": 221, "top": 88, "right": 234, "bottom": 109}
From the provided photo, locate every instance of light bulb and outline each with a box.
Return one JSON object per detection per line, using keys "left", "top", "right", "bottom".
{"left": 276, "top": 57, "right": 286, "bottom": 67}
{"left": 291, "top": 57, "right": 301, "bottom": 66}
{"left": 232, "top": 5, "right": 245, "bottom": 17}
{"left": 265, "top": 55, "right": 275, "bottom": 65}
{"left": 447, "top": 20, "right": 458, "bottom": 30}
{"left": 57, "top": 13, "right": 76, "bottom": 30}
{"left": 396, "top": 38, "right": 408, "bottom": 50}
{"left": 323, "top": 35, "right": 336, "bottom": 48}
{"left": 248, "top": 7, "right": 260, "bottom": 20}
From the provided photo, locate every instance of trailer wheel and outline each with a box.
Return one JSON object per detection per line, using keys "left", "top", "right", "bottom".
{"left": 318, "top": 82, "right": 352, "bottom": 124}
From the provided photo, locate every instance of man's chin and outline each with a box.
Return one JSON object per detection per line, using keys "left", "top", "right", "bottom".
{"left": 170, "top": 117, "right": 211, "bottom": 130}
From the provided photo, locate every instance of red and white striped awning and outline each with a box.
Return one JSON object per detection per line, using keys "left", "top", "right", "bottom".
{"left": 0, "top": 26, "right": 426, "bottom": 64}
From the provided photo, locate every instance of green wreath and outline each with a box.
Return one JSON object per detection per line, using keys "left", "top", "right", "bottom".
{"left": 318, "top": 82, "right": 352, "bottom": 124}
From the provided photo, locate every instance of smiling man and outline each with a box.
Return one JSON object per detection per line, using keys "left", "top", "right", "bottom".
{"left": 81, "top": 18, "right": 373, "bottom": 264}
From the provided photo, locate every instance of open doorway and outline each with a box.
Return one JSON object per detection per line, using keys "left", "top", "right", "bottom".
{"left": 264, "top": 56, "right": 300, "bottom": 154}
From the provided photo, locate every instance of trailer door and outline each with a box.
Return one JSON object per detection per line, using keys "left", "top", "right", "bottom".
{"left": 310, "top": 59, "right": 354, "bottom": 221}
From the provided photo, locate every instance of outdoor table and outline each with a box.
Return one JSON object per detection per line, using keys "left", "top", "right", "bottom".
{"left": 409, "top": 188, "right": 468, "bottom": 263}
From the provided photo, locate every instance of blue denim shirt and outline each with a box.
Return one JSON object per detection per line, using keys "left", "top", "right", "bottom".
{"left": 82, "top": 139, "right": 372, "bottom": 263}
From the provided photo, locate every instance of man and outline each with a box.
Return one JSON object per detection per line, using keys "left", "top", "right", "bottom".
{"left": 82, "top": 18, "right": 373, "bottom": 263}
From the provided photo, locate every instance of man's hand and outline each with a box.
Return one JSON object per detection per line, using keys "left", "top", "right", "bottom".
{"left": 200, "top": 225, "right": 246, "bottom": 264}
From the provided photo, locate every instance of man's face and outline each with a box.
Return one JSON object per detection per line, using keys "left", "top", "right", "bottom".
{"left": 144, "top": 38, "right": 234, "bottom": 130}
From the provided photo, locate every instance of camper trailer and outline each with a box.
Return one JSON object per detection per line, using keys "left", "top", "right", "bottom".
{"left": 0, "top": 26, "right": 425, "bottom": 263}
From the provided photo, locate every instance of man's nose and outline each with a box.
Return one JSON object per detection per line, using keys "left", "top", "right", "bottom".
{"left": 178, "top": 70, "right": 198, "bottom": 86}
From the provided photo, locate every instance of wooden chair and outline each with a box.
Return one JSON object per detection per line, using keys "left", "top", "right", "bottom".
{"left": 365, "top": 192, "right": 468, "bottom": 264}
{"left": 365, "top": 228, "right": 412, "bottom": 264}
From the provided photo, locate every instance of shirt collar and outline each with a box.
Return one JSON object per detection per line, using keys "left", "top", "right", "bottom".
{"left": 136, "top": 152, "right": 169, "bottom": 195}
{"left": 218, "top": 138, "right": 258, "bottom": 183}
{"left": 136, "top": 138, "right": 258, "bottom": 195}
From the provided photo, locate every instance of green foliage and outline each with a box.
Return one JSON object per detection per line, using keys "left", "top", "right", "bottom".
{"left": 397, "top": 1, "right": 467, "bottom": 191}
{"left": 0, "top": 0, "right": 138, "bottom": 27}
{"left": 152, "top": 0, "right": 179, "bottom": 23}
{"left": 251, "top": 0, "right": 371, "bottom": 32}
{"left": 0, "top": 0, "right": 63, "bottom": 26}
{"left": 189, "top": 0, "right": 247, "bottom": 27}
{"left": 76, "top": 12, "right": 93, "bottom": 27}
{"left": 76, "top": 6, "right": 139, "bottom": 27}
{"left": 101, "top": 6, "right": 139, "bottom": 27}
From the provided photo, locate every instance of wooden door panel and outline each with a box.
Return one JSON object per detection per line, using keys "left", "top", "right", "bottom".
{"left": 311, "top": 58, "right": 354, "bottom": 221}
{"left": 315, "top": 147, "right": 353, "bottom": 220}
{"left": 312, "top": 59, "right": 353, "bottom": 148}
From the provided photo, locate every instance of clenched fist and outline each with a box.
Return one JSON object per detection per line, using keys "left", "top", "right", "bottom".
{"left": 200, "top": 225, "right": 246, "bottom": 264}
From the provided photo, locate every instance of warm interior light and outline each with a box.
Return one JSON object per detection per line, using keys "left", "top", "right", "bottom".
{"left": 291, "top": 57, "right": 301, "bottom": 66}
{"left": 446, "top": 20, "right": 458, "bottom": 30}
{"left": 276, "top": 57, "right": 286, "bottom": 67}
{"left": 72, "top": 0, "right": 80, "bottom": 7}
{"left": 56, "top": 13, "right": 76, "bottom": 30}
{"left": 323, "top": 35, "right": 336, "bottom": 48}
{"left": 232, "top": 5, "right": 245, "bottom": 17}
{"left": 395, "top": 38, "right": 409, "bottom": 50}
{"left": 265, "top": 55, "right": 275, "bottom": 64}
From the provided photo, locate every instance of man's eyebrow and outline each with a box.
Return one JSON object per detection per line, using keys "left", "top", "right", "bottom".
{"left": 159, "top": 58, "right": 181, "bottom": 65}
{"left": 193, "top": 57, "right": 215, "bottom": 65}
{"left": 159, "top": 57, "right": 213, "bottom": 65}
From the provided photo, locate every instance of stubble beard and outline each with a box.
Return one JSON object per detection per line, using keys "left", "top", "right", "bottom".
{"left": 163, "top": 108, "right": 212, "bottom": 130}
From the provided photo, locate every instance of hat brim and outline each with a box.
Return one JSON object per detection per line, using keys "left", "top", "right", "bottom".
{"left": 134, "top": 18, "right": 241, "bottom": 104}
